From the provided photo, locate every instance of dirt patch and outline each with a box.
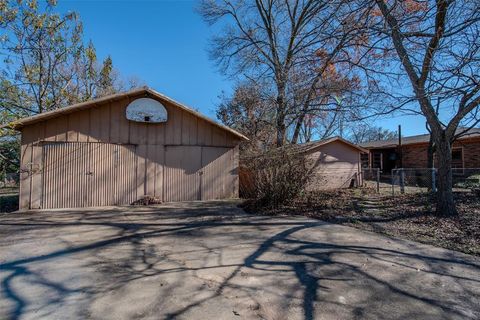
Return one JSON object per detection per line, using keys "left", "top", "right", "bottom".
{"left": 242, "top": 189, "right": 480, "bottom": 256}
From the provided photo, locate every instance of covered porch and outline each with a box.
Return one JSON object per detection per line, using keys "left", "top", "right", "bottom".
{"left": 361, "top": 147, "right": 401, "bottom": 174}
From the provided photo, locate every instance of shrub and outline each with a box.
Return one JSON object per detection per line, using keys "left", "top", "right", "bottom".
{"left": 239, "top": 149, "right": 311, "bottom": 208}
{"left": 0, "top": 194, "right": 19, "bottom": 213}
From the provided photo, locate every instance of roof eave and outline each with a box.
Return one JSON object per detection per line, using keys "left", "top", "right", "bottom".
{"left": 0, "top": 87, "right": 249, "bottom": 141}
{"left": 145, "top": 88, "right": 249, "bottom": 141}
{"left": 303, "top": 137, "right": 369, "bottom": 154}
{"left": 1, "top": 87, "right": 147, "bottom": 131}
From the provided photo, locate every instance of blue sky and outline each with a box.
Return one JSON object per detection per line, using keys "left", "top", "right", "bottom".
{"left": 56, "top": 0, "right": 428, "bottom": 137}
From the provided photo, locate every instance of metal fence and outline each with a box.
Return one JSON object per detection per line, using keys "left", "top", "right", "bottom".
{"left": 361, "top": 168, "right": 480, "bottom": 195}
{"left": 360, "top": 168, "right": 393, "bottom": 193}
{"left": 391, "top": 168, "right": 435, "bottom": 195}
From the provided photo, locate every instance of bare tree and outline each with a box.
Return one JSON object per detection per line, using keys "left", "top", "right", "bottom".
{"left": 347, "top": 123, "right": 398, "bottom": 144}
{"left": 200, "top": 0, "right": 371, "bottom": 146}
{"left": 216, "top": 80, "right": 276, "bottom": 152}
{"left": 369, "top": 0, "right": 480, "bottom": 215}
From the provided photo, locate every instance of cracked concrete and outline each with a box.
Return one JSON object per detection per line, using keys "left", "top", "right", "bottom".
{"left": 0, "top": 200, "right": 479, "bottom": 319}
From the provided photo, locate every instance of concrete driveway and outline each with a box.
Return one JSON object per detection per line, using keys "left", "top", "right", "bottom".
{"left": 0, "top": 201, "right": 479, "bottom": 320}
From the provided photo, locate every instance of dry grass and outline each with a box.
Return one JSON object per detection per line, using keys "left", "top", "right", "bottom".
{"left": 241, "top": 188, "right": 480, "bottom": 256}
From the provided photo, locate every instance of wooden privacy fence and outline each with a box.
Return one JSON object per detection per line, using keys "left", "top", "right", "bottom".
{"left": 239, "top": 165, "right": 256, "bottom": 198}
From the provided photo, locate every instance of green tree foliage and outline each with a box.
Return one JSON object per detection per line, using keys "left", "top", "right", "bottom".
{"left": 0, "top": 0, "right": 132, "bottom": 126}
{"left": 98, "top": 55, "right": 115, "bottom": 96}
{"left": 0, "top": 137, "right": 19, "bottom": 178}
{"left": 0, "top": 0, "right": 83, "bottom": 115}
{"left": 0, "top": 0, "right": 139, "bottom": 174}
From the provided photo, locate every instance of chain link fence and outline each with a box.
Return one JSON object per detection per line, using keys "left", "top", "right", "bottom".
{"left": 360, "top": 168, "right": 381, "bottom": 192}
{"left": 391, "top": 168, "right": 435, "bottom": 194}
{"left": 391, "top": 168, "right": 480, "bottom": 195}
{"left": 360, "top": 168, "right": 395, "bottom": 194}
{"left": 361, "top": 168, "right": 480, "bottom": 196}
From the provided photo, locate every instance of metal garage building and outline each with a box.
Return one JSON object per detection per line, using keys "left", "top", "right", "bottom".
{"left": 10, "top": 87, "right": 247, "bottom": 210}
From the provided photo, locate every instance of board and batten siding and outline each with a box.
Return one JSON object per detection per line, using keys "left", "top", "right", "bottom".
{"left": 19, "top": 94, "right": 241, "bottom": 209}
{"left": 305, "top": 141, "right": 363, "bottom": 190}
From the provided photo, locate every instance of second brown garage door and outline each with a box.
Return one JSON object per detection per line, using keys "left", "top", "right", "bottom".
{"left": 164, "top": 146, "right": 236, "bottom": 201}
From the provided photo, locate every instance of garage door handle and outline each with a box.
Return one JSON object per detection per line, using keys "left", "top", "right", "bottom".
{"left": 86, "top": 172, "right": 94, "bottom": 176}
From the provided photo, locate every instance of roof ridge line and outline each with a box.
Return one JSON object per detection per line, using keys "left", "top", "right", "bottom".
{"left": 1, "top": 87, "right": 249, "bottom": 141}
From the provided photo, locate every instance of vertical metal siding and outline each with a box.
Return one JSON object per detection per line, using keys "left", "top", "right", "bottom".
{"left": 43, "top": 142, "right": 89, "bottom": 208}
{"left": 163, "top": 146, "right": 235, "bottom": 202}
{"left": 42, "top": 142, "right": 137, "bottom": 208}
{"left": 201, "top": 147, "right": 235, "bottom": 200}
{"left": 164, "top": 146, "right": 202, "bottom": 202}
{"left": 153, "top": 146, "right": 164, "bottom": 200}
{"left": 21, "top": 97, "right": 242, "bottom": 210}
{"left": 41, "top": 143, "right": 237, "bottom": 208}
{"left": 115, "top": 144, "right": 137, "bottom": 205}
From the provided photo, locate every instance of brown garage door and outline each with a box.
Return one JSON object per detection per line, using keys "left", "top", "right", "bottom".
{"left": 164, "top": 146, "right": 202, "bottom": 201}
{"left": 164, "top": 146, "right": 236, "bottom": 202}
{"left": 42, "top": 142, "right": 137, "bottom": 208}
{"left": 201, "top": 147, "right": 236, "bottom": 200}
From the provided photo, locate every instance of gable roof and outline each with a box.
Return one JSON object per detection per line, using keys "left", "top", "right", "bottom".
{"left": 285, "top": 136, "right": 368, "bottom": 154}
{"left": 2, "top": 87, "right": 249, "bottom": 141}
{"left": 359, "top": 127, "right": 480, "bottom": 149}
{"left": 241, "top": 136, "right": 366, "bottom": 161}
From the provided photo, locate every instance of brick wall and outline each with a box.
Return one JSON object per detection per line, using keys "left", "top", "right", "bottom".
{"left": 456, "top": 139, "right": 480, "bottom": 168}
{"left": 400, "top": 138, "right": 480, "bottom": 168}
{"left": 401, "top": 144, "right": 429, "bottom": 168}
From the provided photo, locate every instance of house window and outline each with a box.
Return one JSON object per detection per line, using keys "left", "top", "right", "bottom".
{"left": 451, "top": 148, "right": 463, "bottom": 169}
{"left": 372, "top": 152, "right": 383, "bottom": 170}
{"left": 360, "top": 153, "right": 369, "bottom": 168}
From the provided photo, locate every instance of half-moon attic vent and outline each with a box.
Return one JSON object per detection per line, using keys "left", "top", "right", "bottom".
{"left": 126, "top": 98, "right": 168, "bottom": 123}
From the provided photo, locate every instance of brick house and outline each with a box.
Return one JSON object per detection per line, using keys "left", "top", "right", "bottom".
{"left": 359, "top": 128, "right": 480, "bottom": 172}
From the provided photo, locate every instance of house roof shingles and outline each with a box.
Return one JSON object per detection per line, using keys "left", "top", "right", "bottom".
{"left": 359, "top": 127, "right": 480, "bottom": 149}
{"left": 286, "top": 136, "right": 368, "bottom": 154}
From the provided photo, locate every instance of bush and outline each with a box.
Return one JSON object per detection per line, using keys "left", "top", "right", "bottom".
{"left": 0, "top": 194, "right": 19, "bottom": 213}
{"left": 454, "top": 174, "right": 480, "bottom": 189}
{"left": 239, "top": 149, "right": 311, "bottom": 208}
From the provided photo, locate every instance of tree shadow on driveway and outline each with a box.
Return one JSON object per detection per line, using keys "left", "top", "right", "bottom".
{"left": 0, "top": 201, "right": 479, "bottom": 320}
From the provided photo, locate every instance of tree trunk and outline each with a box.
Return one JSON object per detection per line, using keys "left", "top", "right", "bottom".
{"left": 291, "top": 114, "right": 304, "bottom": 144}
{"left": 276, "top": 116, "right": 286, "bottom": 147}
{"left": 435, "top": 139, "right": 457, "bottom": 216}
{"left": 275, "top": 88, "right": 287, "bottom": 147}
{"left": 427, "top": 135, "right": 435, "bottom": 169}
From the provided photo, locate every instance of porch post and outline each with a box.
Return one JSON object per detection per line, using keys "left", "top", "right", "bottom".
{"left": 431, "top": 168, "right": 436, "bottom": 193}
{"left": 376, "top": 169, "right": 380, "bottom": 193}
